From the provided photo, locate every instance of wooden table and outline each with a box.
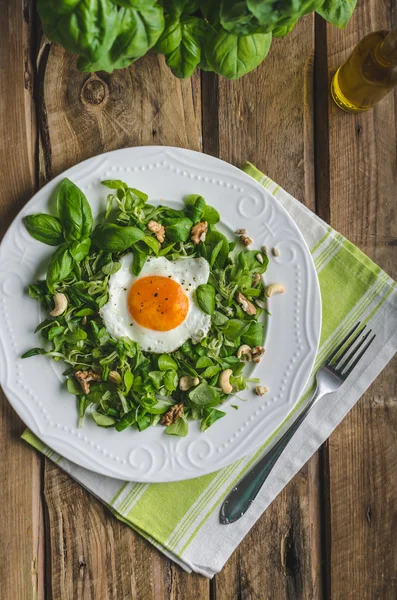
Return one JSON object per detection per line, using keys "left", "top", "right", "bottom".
{"left": 1, "top": 1, "right": 396, "bottom": 598}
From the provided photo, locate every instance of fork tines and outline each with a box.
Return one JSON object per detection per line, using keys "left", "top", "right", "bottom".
{"left": 327, "top": 322, "right": 376, "bottom": 377}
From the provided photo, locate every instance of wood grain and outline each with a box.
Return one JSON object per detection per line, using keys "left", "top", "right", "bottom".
{"left": 0, "top": 1, "right": 45, "bottom": 599}
{"left": 211, "top": 16, "right": 323, "bottom": 600}
{"left": 320, "top": 0, "right": 397, "bottom": 598}
{"left": 38, "top": 46, "right": 208, "bottom": 599}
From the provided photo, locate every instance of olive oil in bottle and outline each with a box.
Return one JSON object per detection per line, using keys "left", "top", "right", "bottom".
{"left": 331, "top": 24, "right": 397, "bottom": 112}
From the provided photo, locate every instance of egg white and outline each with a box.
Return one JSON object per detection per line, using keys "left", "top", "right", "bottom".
{"left": 101, "top": 254, "right": 211, "bottom": 353}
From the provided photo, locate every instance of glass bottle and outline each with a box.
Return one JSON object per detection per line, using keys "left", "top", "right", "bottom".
{"left": 331, "top": 24, "right": 397, "bottom": 112}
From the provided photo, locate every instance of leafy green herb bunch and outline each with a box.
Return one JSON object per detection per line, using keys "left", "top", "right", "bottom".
{"left": 39, "top": 0, "right": 357, "bottom": 79}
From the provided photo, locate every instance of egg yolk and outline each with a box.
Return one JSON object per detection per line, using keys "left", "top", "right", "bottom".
{"left": 128, "top": 276, "right": 189, "bottom": 331}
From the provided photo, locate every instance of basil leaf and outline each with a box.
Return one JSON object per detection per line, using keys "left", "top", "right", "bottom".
{"left": 47, "top": 325, "right": 65, "bottom": 341}
{"left": 39, "top": 0, "right": 120, "bottom": 63}
{"left": 57, "top": 178, "right": 93, "bottom": 241}
{"left": 111, "top": 5, "right": 165, "bottom": 63}
{"left": 196, "top": 356, "right": 213, "bottom": 369}
{"left": 205, "top": 30, "right": 272, "bottom": 79}
{"left": 65, "top": 329, "right": 87, "bottom": 343}
{"left": 21, "top": 347, "right": 46, "bottom": 359}
{"left": 75, "top": 308, "right": 95, "bottom": 317}
{"left": 196, "top": 283, "right": 216, "bottom": 315}
{"left": 238, "top": 250, "right": 268, "bottom": 274}
{"left": 148, "top": 370, "right": 164, "bottom": 391}
{"left": 92, "top": 412, "right": 116, "bottom": 427}
{"left": 184, "top": 193, "right": 200, "bottom": 208}
{"left": 23, "top": 214, "right": 64, "bottom": 246}
{"left": 200, "top": 408, "right": 226, "bottom": 432}
{"left": 164, "top": 217, "right": 193, "bottom": 242}
{"left": 46, "top": 243, "right": 74, "bottom": 291}
{"left": 101, "top": 179, "right": 128, "bottom": 191}
{"left": 67, "top": 377, "right": 84, "bottom": 395}
{"left": 191, "top": 195, "right": 206, "bottom": 224}
{"left": 123, "top": 370, "right": 134, "bottom": 393}
{"left": 155, "top": 14, "right": 182, "bottom": 55}
{"left": 165, "top": 414, "right": 188, "bottom": 437}
{"left": 92, "top": 223, "right": 145, "bottom": 252}
{"left": 158, "top": 354, "right": 178, "bottom": 371}
{"left": 70, "top": 238, "right": 91, "bottom": 262}
{"left": 115, "top": 409, "right": 136, "bottom": 431}
{"left": 210, "top": 240, "right": 223, "bottom": 268}
{"left": 203, "top": 205, "right": 220, "bottom": 225}
{"left": 163, "top": 15, "right": 205, "bottom": 79}
{"left": 222, "top": 319, "right": 250, "bottom": 341}
{"left": 241, "top": 321, "right": 263, "bottom": 347}
{"left": 201, "top": 365, "right": 221, "bottom": 379}
{"left": 141, "top": 235, "right": 160, "bottom": 255}
{"left": 189, "top": 382, "right": 219, "bottom": 407}
{"left": 136, "top": 411, "right": 152, "bottom": 431}
{"left": 203, "top": 231, "right": 229, "bottom": 268}
{"left": 102, "top": 260, "right": 122, "bottom": 275}
{"left": 164, "top": 369, "right": 178, "bottom": 391}
{"left": 146, "top": 397, "right": 174, "bottom": 414}
{"left": 212, "top": 311, "right": 229, "bottom": 327}
{"left": 131, "top": 249, "right": 147, "bottom": 275}
{"left": 317, "top": 0, "right": 357, "bottom": 28}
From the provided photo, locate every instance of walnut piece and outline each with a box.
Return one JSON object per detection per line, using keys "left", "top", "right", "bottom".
{"left": 251, "top": 346, "right": 265, "bottom": 363}
{"left": 191, "top": 221, "right": 208, "bottom": 244}
{"left": 239, "top": 235, "right": 252, "bottom": 247}
{"left": 236, "top": 292, "right": 257, "bottom": 316}
{"left": 74, "top": 370, "right": 101, "bottom": 395}
{"left": 147, "top": 220, "right": 165, "bottom": 244}
{"left": 161, "top": 403, "right": 184, "bottom": 426}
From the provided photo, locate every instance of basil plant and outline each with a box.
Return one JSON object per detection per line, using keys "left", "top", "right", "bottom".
{"left": 38, "top": 0, "right": 357, "bottom": 79}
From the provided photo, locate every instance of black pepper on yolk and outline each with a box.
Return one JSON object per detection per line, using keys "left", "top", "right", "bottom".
{"left": 127, "top": 276, "right": 189, "bottom": 332}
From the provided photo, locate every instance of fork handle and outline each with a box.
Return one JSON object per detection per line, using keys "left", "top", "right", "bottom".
{"left": 220, "top": 383, "right": 323, "bottom": 524}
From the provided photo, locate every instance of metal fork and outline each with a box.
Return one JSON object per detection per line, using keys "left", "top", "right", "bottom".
{"left": 220, "top": 322, "right": 376, "bottom": 524}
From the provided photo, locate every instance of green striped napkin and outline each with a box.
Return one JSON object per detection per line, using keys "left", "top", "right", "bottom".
{"left": 22, "top": 162, "right": 397, "bottom": 577}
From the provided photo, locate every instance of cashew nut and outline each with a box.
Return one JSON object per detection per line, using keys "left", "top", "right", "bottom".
{"left": 237, "top": 345, "right": 252, "bottom": 361}
{"left": 179, "top": 375, "right": 199, "bottom": 391}
{"left": 219, "top": 369, "right": 233, "bottom": 394}
{"left": 255, "top": 385, "right": 269, "bottom": 396}
{"left": 108, "top": 371, "right": 122, "bottom": 385}
{"left": 265, "top": 283, "right": 285, "bottom": 298}
{"left": 49, "top": 293, "right": 68, "bottom": 317}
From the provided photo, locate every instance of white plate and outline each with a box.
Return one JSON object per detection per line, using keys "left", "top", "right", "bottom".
{"left": 0, "top": 147, "right": 321, "bottom": 482}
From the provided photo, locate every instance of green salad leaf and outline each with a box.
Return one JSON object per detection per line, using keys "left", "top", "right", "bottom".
{"left": 23, "top": 214, "right": 64, "bottom": 246}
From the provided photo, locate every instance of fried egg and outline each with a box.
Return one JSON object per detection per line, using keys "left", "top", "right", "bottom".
{"left": 101, "top": 254, "right": 211, "bottom": 353}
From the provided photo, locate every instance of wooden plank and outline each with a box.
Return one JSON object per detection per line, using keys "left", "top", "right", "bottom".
{"left": 211, "top": 16, "right": 323, "bottom": 600}
{"left": 0, "top": 1, "right": 45, "bottom": 599}
{"left": 321, "top": 0, "right": 397, "bottom": 597}
{"left": 38, "top": 44, "right": 208, "bottom": 599}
